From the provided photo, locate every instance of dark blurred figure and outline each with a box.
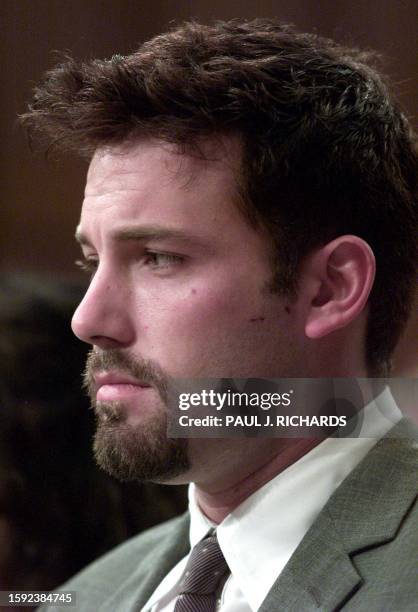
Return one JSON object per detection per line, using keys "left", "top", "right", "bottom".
{"left": 392, "top": 291, "right": 418, "bottom": 377}
{"left": 0, "top": 274, "right": 187, "bottom": 596}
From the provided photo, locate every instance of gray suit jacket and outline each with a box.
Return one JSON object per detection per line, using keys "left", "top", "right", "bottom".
{"left": 40, "top": 419, "right": 418, "bottom": 611}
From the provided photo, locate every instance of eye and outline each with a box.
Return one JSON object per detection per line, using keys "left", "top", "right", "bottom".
{"left": 143, "top": 251, "right": 184, "bottom": 270}
{"left": 75, "top": 258, "right": 99, "bottom": 276}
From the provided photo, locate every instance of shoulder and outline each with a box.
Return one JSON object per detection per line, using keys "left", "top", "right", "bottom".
{"left": 67, "top": 512, "right": 188, "bottom": 587}
{"left": 38, "top": 511, "right": 189, "bottom": 611}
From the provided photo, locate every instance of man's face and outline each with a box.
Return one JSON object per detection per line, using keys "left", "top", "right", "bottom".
{"left": 72, "top": 137, "right": 303, "bottom": 485}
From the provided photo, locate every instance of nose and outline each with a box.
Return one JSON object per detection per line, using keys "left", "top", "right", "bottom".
{"left": 71, "top": 271, "right": 135, "bottom": 349}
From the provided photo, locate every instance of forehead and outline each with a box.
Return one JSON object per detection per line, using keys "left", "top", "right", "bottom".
{"left": 85, "top": 136, "right": 243, "bottom": 200}
{"left": 79, "top": 136, "right": 252, "bottom": 244}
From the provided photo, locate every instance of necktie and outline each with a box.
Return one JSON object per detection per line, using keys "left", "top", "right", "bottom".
{"left": 174, "top": 532, "right": 230, "bottom": 612}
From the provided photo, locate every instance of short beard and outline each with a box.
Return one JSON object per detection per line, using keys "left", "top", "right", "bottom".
{"left": 84, "top": 350, "right": 190, "bottom": 483}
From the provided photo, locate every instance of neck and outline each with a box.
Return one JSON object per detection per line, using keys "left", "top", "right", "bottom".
{"left": 194, "top": 438, "right": 321, "bottom": 523}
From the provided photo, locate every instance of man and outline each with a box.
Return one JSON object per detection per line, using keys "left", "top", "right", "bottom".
{"left": 22, "top": 19, "right": 417, "bottom": 611}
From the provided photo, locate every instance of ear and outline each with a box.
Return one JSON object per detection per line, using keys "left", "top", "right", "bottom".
{"left": 304, "top": 236, "right": 375, "bottom": 339}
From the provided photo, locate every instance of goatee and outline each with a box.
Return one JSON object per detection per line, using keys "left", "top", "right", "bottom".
{"left": 83, "top": 350, "right": 189, "bottom": 482}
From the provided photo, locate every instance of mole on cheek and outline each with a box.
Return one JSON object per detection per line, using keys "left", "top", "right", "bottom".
{"left": 191, "top": 289, "right": 197, "bottom": 295}
{"left": 249, "top": 316, "right": 265, "bottom": 322}
{"left": 285, "top": 306, "right": 291, "bottom": 314}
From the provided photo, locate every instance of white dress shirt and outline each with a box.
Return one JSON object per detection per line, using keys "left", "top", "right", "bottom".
{"left": 143, "top": 387, "right": 401, "bottom": 612}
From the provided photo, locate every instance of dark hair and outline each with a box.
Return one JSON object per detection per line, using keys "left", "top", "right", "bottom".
{"left": 21, "top": 19, "right": 418, "bottom": 375}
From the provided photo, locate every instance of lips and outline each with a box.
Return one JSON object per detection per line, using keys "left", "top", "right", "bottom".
{"left": 94, "top": 371, "right": 152, "bottom": 402}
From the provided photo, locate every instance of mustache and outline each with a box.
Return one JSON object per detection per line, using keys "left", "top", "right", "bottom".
{"left": 82, "top": 349, "right": 169, "bottom": 402}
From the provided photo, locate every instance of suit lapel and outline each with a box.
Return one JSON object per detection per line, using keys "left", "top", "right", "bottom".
{"left": 259, "top": 418, "right": 418, "bottom": 611}
{"left": 258, "top": 509, "right": 362, "bottom": 611}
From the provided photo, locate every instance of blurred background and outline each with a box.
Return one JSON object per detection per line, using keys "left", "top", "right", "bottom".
{"left": 0, "top": 274, "right": 188, "bottom": 598}
{"left": 0, "top": 0, "right": 417, "bottom": 596}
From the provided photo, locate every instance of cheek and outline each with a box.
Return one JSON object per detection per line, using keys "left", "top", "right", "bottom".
{"left": 168, "top": 286, "right": 247, "bottom": 334}
{"left": 140, "top": 283, "right": 254, "bottom": 356}
{"left": 132, "top": 268, "right": 279, "bottom": 376}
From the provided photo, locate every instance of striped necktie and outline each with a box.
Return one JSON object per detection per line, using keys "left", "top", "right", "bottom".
{"left": 174, "top": 532, "right": 230, "bottom": 612}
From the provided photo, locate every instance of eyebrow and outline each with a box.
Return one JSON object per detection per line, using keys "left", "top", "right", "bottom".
{"left": 75, "top": 225, "right": 207, "bottom": 248}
